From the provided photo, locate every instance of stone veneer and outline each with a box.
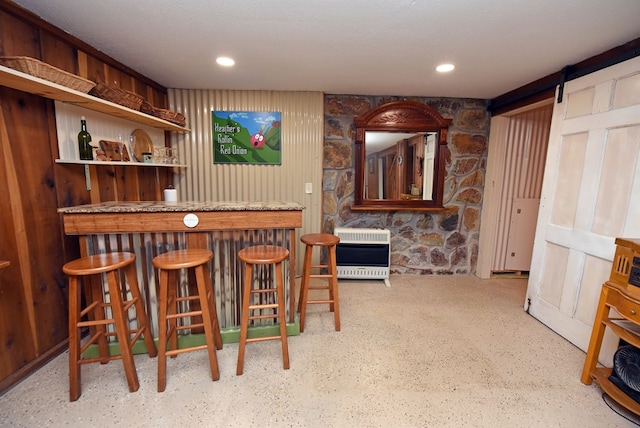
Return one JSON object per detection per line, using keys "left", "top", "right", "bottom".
{"left": 322, "top": 94, "right": 490, "bottom": 275}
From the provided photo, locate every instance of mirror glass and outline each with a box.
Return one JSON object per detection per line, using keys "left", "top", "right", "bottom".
{"left": 352, "top": 100, "right": 451, "bottom": 211}
{"left": 364, "top": 131, "right": 437, "bottom": 201}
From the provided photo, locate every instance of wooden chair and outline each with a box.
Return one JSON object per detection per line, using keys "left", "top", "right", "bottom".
{"left": 236, "top": 245, "right": 290, "bottom": 375}
{"left": 297, "top": 233, "right": 341, "bottom": 332}
{"left": 63, "top": 252, "right": 157, "bottom": 402}
{"left": 153, "top": 249, "right": 222, "bottom": 392}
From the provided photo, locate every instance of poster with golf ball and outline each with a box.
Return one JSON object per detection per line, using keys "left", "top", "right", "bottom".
{"left": 212, "top": 111, "right": 281, "bottom": 164}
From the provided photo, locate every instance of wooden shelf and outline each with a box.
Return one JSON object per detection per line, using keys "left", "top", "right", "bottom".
{"left": 591, "top": 367, "right": 640, "bottom": 415}
{"left": 0, "top": 65, "right": 190, "bottom": 133}
{"left": 605, "top": 319, "right": 640, "bottom": 349}
{"left": 581, "top": 240, "right": 640, "bottom": 418}
{"left": 55, "top": 159, "right": 187, "bottom": 168}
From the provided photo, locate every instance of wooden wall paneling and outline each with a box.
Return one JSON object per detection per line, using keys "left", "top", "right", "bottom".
{"left": 52, "top": 164, "right": 84, "bottom": 267}
{"left": 38, "top": 30, "right": 78, "bottom": 74}
{"left": 0, "top": 93, "right": 38, "bottom": 381}
{"left": 1, "top": 92, "right": 40, "bottom": 354}
{"left": 94, "top": 165, "right": 119, "bottom": 201}
{"left": 77, "top": 50, "right": 89, "bottom": 79}
{"left": 116, "top": 166, "right": 141, "bottom": 201}
{"left": 40, "top": 32, "right": 96, "bottom": 232}
{"left": 138, "top": 167, "right": 162, "bottom": 201}
{"left": 0, "top": 10, "right": 40, "bottom": 56}
{"left": 46, "top": 109, "right": 86, "bottom": 274}
{"left": 0, "top": 2, "right": 169, "bottom": 92}
{"left": 135, "top": 80, "right": 167, "bottom": 108}
{"left": 82, "top": 58, "right": 137, "bottom": 93}
{"left": 1, "top": 90, "right": 67, "bottom": 352}
{"left": 81, "top": 162, "right": 171, "bottom": 203}
{"left": 41, "top": 103, "right": 73, "bottom": 347}
{"left": 0, "top": 1, "right": 175, "bottom": 392}
{"left": 82, "top": 168, "right": 98, "bottom": 196}
{"left": 153, "top": 86, "right": 169, "bottom": 108}
{"left": 0, "top": 14, "right": 71, "bottom": 366}
{"left": 91, "top": 165, "right": 169, "bottom": 202}
{"left": 85, "top": 54, "right": 108, "bottom": 85}
{"left": 55, "top": 164, "right": 95, "bottom": 206}
{"left": 106, "top": 64, "right": 136, "bottom": 92}
{"left": 159, "top": 167, "right": 172, "bottom": 197}
{"left": 135, "top": 80, "right": 152, "bottom": 101}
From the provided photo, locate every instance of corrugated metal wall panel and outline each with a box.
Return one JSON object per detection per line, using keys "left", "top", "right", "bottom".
{"left": 492, "top": 105, "right": 553, "bottom": 271}
{"left": 168, "top": 90, "right": 324, "bottom": 273}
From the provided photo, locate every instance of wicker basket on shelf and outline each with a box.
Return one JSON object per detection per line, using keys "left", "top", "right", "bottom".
{"left": 140, "top": 100, "right": 186, "bottom": 127}
{"left": 0, "top": 56, "right": 96, "bottom": 93}
{"left": 89, "top": 83, "right": 144, "bottom": 111}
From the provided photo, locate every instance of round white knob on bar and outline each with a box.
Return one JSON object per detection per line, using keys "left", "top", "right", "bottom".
{"left": 183, "top": 213, "right": 199, "bottom": 228}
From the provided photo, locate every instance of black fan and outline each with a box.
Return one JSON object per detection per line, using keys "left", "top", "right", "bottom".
{"left": 610, "top": 345, "right": 640, "bottom": 403}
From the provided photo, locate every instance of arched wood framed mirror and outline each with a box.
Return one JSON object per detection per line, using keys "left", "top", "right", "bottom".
{"left": 352, "top": 100, "right": 452, "bottom": 210}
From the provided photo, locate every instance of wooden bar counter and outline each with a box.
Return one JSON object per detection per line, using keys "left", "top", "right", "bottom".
{"left": 58, "top": 201, "right": 304, "bottom": 337}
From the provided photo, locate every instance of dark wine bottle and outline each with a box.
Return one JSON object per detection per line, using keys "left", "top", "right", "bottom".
{"left": 78, "top": 116, "right": 93, "bottom": 160}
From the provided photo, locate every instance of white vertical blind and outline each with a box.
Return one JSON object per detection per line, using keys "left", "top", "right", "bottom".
{"left": 168, "top": 90, "right": 324, "bottom": 273}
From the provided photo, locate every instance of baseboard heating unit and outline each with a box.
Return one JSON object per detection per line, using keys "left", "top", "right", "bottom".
{"left": 334, "top": 227, "right": 391, "bottom": 287}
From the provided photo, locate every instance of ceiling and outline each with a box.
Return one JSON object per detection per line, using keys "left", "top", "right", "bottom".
{"left": 11, "top": 0, "right": 640, "bottom": 99}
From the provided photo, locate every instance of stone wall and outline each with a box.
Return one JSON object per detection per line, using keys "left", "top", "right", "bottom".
{"left": 322, "top": 94, "right": 490, "bottom": 275}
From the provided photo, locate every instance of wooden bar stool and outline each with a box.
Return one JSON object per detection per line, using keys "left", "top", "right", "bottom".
{"left": 63, "top": 252, "right": 157, "bottom": 402}
{"left": 153, "top": 249, "right": 222, "bottom": 392}
{"left": 298, "top": 233, "right": 341, "bottom": 332}
{"left": 236, "top": 244, "right": 290, "bottom": 375}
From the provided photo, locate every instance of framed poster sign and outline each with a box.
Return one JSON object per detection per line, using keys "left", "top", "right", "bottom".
{"left": 212, "top": 111, "right": 281, "bottom": 164}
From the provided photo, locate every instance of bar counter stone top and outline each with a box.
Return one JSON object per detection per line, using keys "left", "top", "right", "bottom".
{"left": 58, "top": 200, "right": 305, "bottom": 327}
{"left": 57, "top": 200, "right": 305, "bottom": 214}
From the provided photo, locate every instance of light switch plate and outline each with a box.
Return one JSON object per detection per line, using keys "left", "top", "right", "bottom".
{"left": 305, "top": 183, "right": 312, "bottom": 194}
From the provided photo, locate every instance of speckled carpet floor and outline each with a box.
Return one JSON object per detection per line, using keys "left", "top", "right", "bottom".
{"left": 1, "top": 275, "right": 639, "bottom": 427}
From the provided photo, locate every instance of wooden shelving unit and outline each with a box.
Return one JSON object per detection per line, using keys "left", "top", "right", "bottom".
{"left": 581, "top": 238, "right": 640, "bottom": 416}
{"left": 0, "top": 64, "right": 189, "bottom": 133}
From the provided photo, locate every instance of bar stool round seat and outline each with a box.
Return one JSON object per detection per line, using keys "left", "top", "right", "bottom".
{"left": 153, "top": 249, "right": 222, "bottom": 392}
{"left": 236, "top": 244, "right": 290, "bottom": 375}
{"left": 63, "top": 252, "right": 157, "bottom": 402}
{"left": 298, "top": 233, "right": 341, "bottom": 332}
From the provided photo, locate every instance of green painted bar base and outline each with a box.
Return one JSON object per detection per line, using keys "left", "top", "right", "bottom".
{"left": 81, "top": 318, "right": 300, "bottom": 359}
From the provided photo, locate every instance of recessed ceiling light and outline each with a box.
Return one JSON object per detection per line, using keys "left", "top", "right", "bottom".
{"left": 216, "top": 56, "right": 235, "bottom": 67}
{"left": 436, "top": 63, "right": 455, "bottom": 73}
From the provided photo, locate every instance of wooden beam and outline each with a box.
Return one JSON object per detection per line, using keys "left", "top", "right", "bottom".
{"left": 490, "top": 37, "right": 640, "bottom": 115}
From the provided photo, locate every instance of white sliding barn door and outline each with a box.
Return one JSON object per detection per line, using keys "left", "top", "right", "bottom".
{"left": 526, "top": 56, "right": 640, "bottom": 364}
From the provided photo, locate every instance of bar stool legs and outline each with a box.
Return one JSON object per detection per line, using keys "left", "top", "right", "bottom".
{"left": 64, "top": 252, "right": 157, "bottom": 402}
{"left": 236, "top": 245, "right": 290, "bottom": 375}
{"left": 298, "top": 233, "right": 341, "bottom": 332}
{"left": 153, "top": 249, "right": 222, "bottom": 392}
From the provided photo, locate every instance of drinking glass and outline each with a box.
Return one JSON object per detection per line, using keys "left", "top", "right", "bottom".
{"left": 153, "top": 146, "right": 166, "bottom": 164}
